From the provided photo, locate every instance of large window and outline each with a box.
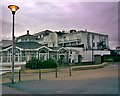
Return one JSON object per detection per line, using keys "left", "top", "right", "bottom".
{"left": 22, "top": 51, "right": 26, "bottom": 62}
{"left": 1, "top": 51, "right": 7, "bottom": 62}
{"left": 31, "top": 51, "right": 37, "bottom": 58}
{"left": 38, "top": 48, "right": 49, "bottom": 60}
{"left": 8, "top": 48, "right": 20, "bottom": 62}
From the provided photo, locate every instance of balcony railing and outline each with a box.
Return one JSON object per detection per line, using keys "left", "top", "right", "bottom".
{"left": 58, "top": 39, "right": 81, "bottom": 44}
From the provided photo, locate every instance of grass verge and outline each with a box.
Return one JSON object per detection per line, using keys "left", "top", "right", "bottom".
{"left": 72, "top": 62, "right": 109, "bottom": 71}
{"left": 22, "top": 68, "right": 56, "bottom": 73}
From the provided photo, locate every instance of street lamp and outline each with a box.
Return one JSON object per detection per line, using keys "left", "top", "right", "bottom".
{"left": 8, "top": 5, "right": 19, "bottom": 83}
{"left": 92, "top": 34, "right": 94, "bottom": 64}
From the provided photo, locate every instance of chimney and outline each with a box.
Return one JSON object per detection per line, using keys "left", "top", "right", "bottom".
{"left": 62, "top": 30, "right": 65, "bottom": 33}
{"left": 85, "top": 29, "right": 87, "bottom": 32}
{"left": 27, "top": 30, "right": 29, "bottom": 35}
{"left": 70, "top": 29, "right": 76, "bottom": 33}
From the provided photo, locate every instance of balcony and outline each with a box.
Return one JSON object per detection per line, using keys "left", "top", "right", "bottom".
{"left": 58, "top": 39, "right": 81, "bottom": 44}
{"left": 58, "top": 39, "right": 82, "bottom": 47}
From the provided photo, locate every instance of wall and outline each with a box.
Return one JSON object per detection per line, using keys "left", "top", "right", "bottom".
{"left": 82, "top": 50, "right": 92, "bottom": 62}
{"left": 48, "top": 33, "right": 58, "bottom": 47}
{"left": 94, "top": 50, "right": 110, "bottom": 56}
{"left": 81, "top": 32, "right": 87, "bottom": 49}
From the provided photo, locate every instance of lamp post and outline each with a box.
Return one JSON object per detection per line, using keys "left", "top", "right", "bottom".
{"left": 92, "top": 34, "right": 94, "bottom": 64}
{"left": 8, "top": 5, "right": 19, "bottom": 83}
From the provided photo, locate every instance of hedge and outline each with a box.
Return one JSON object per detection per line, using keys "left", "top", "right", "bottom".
{"left": 25, "top": 58, "right": 58, "bottom": 69}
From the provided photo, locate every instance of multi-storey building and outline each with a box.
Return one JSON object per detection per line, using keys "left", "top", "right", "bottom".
{"left": 33, "top": 29, "right": 109, "bottom": 50}
{"left": 0, "top": 29, "right": 110, "bottom": 66}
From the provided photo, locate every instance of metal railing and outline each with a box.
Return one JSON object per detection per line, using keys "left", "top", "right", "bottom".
{"left": 58, "top": 39, "right": 81, "bottom": 43}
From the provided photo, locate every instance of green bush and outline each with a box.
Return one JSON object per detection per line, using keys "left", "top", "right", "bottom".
{"left": 25, "top": 58, "right": 58, "bottom": 69}
{"left": 41, "top": 59, "right": 58, "bottom": 69}
{"left": 25, "top": 58, "right": 41, "bottom": 69}
{"left": 112, "top": 55, "right": 120, "bottom": 62}
{"left": 103, "top": 55, "right": 120, "bottom": 62}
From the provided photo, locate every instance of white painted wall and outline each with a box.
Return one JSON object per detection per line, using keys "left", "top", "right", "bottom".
{"left": 82, "top": 51, "right": 92, "bottom": 62}
{"left": 81, "top": 32, "right": 87, "bottom": 49}
{"left": 66, "top": 47, "right": 110, "bottom": 62}
{"left": 66, "top": 47, "right": 93, "bottom": 62}
{"left": 48, "top": 33, "right": 58, "bottom": 47}
{"left": 66, "top": 47, "right": 83, "bottom": 63}
{"left": 94, "top": 50, "right": 110, "bottom": 56}
{"left": 65, "top": 33, "right": 79, "bottom": 41}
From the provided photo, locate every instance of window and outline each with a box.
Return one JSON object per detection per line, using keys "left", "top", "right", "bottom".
{"left": 93, "top": 43, "right": 95, "bottom": 47}
{"left": 18, "top": 39, "right": 21, "bottom": 42}
{"left": 97, "top": 42, "right": 99, "bottom": 46}
{"left": 53, "top": 43, "right": 55, "bottom": 47}
{"left": 92, "top": 34, "right": 95, "bottom": 39}
{"left": 38, "top": 36, "right": 40, "bottom": 38}
{"left": 41, "top": 35, "right": 43, "bottom": 38}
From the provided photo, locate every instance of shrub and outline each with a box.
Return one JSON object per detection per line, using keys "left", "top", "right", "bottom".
{"left": 25, "top": 58, "right": 41, "bottom": 69}
{"left": 25, "top": 58, "right": 58, "bottom": 69}
{"left": 41, "top": 59, "right": 58, "bottom": 69}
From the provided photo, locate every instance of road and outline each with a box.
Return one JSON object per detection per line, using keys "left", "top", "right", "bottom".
{"left": 2, "top": 63, "right": 119, "bottom": 95}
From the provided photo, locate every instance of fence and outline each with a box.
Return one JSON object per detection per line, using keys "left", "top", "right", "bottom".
{"left": 2, "top": 66, "right": 72, "bottom": 83}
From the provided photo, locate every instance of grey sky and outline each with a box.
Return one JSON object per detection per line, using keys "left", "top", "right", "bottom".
{"left": 0, "top": 1, "right": 118, "bottom": 49}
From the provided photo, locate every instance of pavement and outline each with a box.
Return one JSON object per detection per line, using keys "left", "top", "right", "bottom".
{"left": 1, "top": 62, "right": 119, "bottom": 95}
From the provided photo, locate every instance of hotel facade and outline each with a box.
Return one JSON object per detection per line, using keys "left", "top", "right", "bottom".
{"left": 0, "top": 29, "right": 110, "bottom": 66}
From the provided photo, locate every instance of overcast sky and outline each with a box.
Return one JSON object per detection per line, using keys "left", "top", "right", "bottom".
{"left": 0, "top": 0, "right": 119, "bottom": 49}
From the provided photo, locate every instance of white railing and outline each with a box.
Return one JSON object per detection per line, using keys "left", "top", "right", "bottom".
{"left": 0, "top": 66, "right": 22, "bottom": 75}
{"left": 0, "top": 54, "right": 51, "bottom": 63}
{"left": 1, "top": 61, "right": 26, "bottom": 65}
{"left": 58, "top": 39, "right": 81, "bottom": 43}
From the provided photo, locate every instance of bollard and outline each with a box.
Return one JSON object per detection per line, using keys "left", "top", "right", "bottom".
{"left": 39, "top": 68, "right": 42, "bottom": 80}
{"left": 69, "top": 66, "right": 72, "bottom": 76}
{"left": 19, "top": 69, "right": 21, "bottom": 82}
{"left": 55, "top": 67, "right": 58, "bottom": 78}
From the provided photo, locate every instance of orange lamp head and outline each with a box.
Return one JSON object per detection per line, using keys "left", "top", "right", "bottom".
{"left": 8, "top": 5, "right": 19, "bottom": 14}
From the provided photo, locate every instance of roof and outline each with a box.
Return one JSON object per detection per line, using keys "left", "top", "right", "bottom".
{"left": 49, "top": 47, "right": 60, "bottom": 50}
{"left": 33, "top": 30, "right": 53, "bottom": 36}
{"left": 55, "top": 32, "right": 67, "bottom": 36}
{"left": 16, "top": 34, "right": 37, "bottom": 40}
{"left": 63, "top": 30, "right": 108, "bottom": 36}
{"left": 2, "top": 45, "right": 12, "bottom": 50}
{"left": 78, "top": 30, "right": 108, "bottom": 36}
{"left": 0, "top": 40, "right": 12, "bottom": 48}
{"left": 116, "top": 46, "right": 120, "bottom": 49}
{"left": 65, "top": 44, "right": 84, "bottom": 47}
{"left": 16, "top": 42, "right": 42, "bottom": 49}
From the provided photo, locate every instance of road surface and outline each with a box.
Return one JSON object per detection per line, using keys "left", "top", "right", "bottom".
{"left": 2, "top": 63, "right": 119, "bottom": 95}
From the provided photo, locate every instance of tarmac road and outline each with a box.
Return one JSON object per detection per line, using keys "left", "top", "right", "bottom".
{"left": 2, "top": 62, "right": 119, "bottom": 95}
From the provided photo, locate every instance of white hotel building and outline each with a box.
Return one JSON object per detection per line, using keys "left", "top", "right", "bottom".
{"left": 0, "top": 29, "right": 110, "bottom": 66}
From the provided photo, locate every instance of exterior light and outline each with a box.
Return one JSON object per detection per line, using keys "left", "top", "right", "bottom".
{"left": 8, "top": 5, "right": 19, "bottom": 83}
{"left": 8, "top": 5, "right": 19, "bottom": 14}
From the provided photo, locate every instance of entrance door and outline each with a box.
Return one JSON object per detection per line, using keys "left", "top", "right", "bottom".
{"left": 59, "top": 55, "right": 65, "bottom": 64}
